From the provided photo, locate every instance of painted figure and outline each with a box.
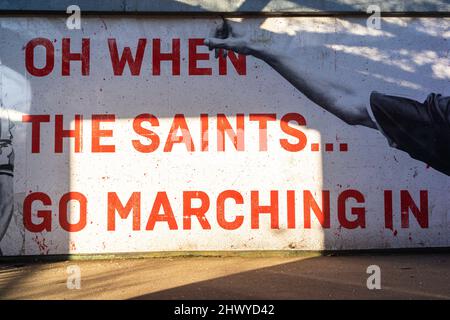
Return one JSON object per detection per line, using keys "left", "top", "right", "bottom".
{"left": 205, "top": 20, "right": 450, "bottom": 176}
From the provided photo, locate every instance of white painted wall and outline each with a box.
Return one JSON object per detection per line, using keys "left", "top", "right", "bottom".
{"left": 0, "top": 16, "right": 449, "bottom": 255}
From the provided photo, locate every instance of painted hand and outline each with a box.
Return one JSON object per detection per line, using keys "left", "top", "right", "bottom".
{"left": 204, "top": 19, "right": 256, "bottom": 57}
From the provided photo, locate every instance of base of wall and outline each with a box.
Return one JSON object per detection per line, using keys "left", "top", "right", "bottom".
{"left": 1, "top": 247, "right": 450, "bottom": 263}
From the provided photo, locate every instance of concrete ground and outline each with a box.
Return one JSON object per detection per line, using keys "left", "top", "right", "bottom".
{"left": 0, "top": 253, "right": 449, "bottom": 299}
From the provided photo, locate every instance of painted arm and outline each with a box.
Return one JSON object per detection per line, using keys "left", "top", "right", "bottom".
{"left": 0, "top": 142, "right": 14, "bottom": 246}
{"left": 205, "top": 19, "right": 377, "bottom": 129}
{"left": 0, "top": 174, "right": 14, "bottom": 245}
{"left": 0, "top": 117, "right": 14, "bottom": 247}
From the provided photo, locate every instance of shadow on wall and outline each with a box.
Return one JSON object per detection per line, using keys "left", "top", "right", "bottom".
{"left": 0, "top": 0, "right": 449, "bottom": 297}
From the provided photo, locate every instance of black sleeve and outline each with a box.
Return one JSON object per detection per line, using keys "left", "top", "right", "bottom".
{"left": 369, "top": 91, "right": 450, "bottom": 176}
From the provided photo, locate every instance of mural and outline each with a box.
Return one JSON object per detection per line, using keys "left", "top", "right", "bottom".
{"left": 205, "top": 19, "right": 450, "bottom": 177}
{"left": 0, "top": 16, "right": 449, "bottom": 256}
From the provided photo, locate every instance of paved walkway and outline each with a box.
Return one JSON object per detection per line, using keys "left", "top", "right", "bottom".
{"left": 0, "top": 253, "right": 449, "bottom": 299}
